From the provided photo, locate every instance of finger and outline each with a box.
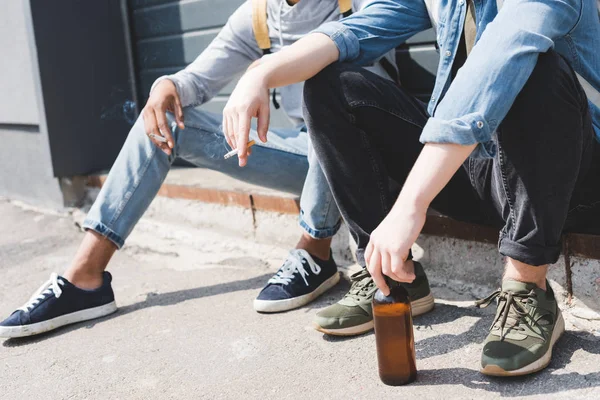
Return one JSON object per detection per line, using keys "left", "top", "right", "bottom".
{"left": 230, "top": 114, "right": 238, "bottom": 150}
{"left": 388, "top": 253, "right": 408, "bottom": 283}
{"left": 381, "top": 251, "right": 393, "bottom": 281}
{"left": 144, "top": 108, "right": 164, "bottom": 149}
{"left": 226, "top": 116, "right": 237, "bottom": 150}
{"left": 388, "top": 252, "right": 410, "bottom": 284}
{"left": 174, "top": 99, "right": 185, "bottom": 129}
{"left": 150, "top": 109, "right": 171, "bottom": 154}
{"left": 367, "top": 249, "right": 389, "bottom": 296}
{"left": 247, "top": 146, "right": 253, "bottom": 156}
{"left": 256, "top": 102, "right": 270, "bottom": 143}
{"left": 155, "top": 108, "right": 174, "bottom": 150}
{"left": 223, "top": 115, "right": 233, "bottom": 149}
{"left": 237, "top": 113, "right": 251, "bottom": 167}
{"left": 365, "top": 241, "right": 374, "bottom": 267}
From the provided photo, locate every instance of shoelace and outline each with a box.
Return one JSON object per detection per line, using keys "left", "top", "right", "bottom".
{"left": 475, "top": 289, "right": 544, "bottom": 339}
{"left": 19, "top": 273, "right": 65, "bottom": 312}
{"left": 268, "top": 250, "right": 321, "bottom": 286}
{"left": 345, "top": 269, "right": 376, "bottom": 301}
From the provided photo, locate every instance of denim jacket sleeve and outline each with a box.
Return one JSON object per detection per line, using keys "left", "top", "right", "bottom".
{"left": 422, "top": 0, "right": 582, "bottom": 158}
{"left": 312, "top": 0, "right": 431, "bottom": 66}
{"left": 151, "top": 1, "right": 260, "bottom": 108}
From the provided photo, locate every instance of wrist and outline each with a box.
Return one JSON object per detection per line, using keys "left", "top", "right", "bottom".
{"left": 393, "top": 191, "right": 430, "bottom": 216}
{"left": 243, "top": 67, "right": 269, "bottom": 88}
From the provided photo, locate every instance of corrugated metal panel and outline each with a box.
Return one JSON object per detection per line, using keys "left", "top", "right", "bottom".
{"left": 136, "top": 29, "right": 220, "bottom": 69}
{"left": 131, "top": 0, "right": 242, "bottom": 38}
{"left": 129, "top": 0, "right": 245, "bottom": 107}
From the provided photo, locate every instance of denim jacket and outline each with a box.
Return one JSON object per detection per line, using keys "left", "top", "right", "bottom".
{"left": 314, "top": 0, "right": 600, "bottom": 158}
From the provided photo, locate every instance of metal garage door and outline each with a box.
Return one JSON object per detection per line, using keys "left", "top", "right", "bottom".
{"left": 128, "top": 0, "right": 439, "bottom": 127}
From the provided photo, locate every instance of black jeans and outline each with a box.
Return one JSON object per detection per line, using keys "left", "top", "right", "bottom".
{"left": 303, "top": 51, "right": 599, "bottom": 267}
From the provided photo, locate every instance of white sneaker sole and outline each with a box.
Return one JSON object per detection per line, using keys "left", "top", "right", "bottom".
{"left": 410, "top": 292, "right": 436, "bottom": 317}
{"left": 480, "top": 309, "right": 565, "bottom": 377}
{"left": 0, "top": 301, "right": 118, "bottom": 338}
{"left": 254, "top": 273, "right": 341, "bottom": 313}
{"left": 314, "top": 292, "right": 436, "bottom": 336}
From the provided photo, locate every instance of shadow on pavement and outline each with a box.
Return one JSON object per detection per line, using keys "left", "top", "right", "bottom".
{"left": 2, "top": 272, "right": 274, "bottom": 347}
{"left": 4, "top": 274, "right": 599, "bottom": 396}
{"left": 413, "top": 304, "right": 600, "bottom": 395}
{"left": 416, "top": 349, "right": 600, "bottom": 396}
{"left": 318, "top": 302, "right": 600, "bottom": 395}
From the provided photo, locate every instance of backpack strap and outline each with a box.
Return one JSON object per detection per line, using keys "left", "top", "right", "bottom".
{"left": 338, "top": 0, "right": 353, "bottom": 17}
{"left": 577, "top": 72, "right": 600, "bottom": 110}
{"left": 253, "top": 0, "right": 353, "bottom": 54}
{"left": 252, "top": 0, "right": 271, "bottom": 54}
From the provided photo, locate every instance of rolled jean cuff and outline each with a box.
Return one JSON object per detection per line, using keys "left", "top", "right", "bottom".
{"left": 298, "top": 214, "right": 341, "bottom": 239}
{"left": 498, "top": 235, "right": 561, "bottom": 266}
{"left": 82, "top": 219, "right": 125, "bottom": 249}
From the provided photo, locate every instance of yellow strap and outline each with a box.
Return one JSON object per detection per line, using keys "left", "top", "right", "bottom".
{"left": 252, "top": 0, "right": 271, "bottom": 51}
{"left": 252, "top": 0, "right": 352, "bottom": 52}
{"left": 338, "top": 0, "right": 352, "bottom": 14}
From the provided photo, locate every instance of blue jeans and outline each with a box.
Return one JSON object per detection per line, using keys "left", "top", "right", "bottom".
{"left": 83, "top": 107, "right": 341, "bottom": 248}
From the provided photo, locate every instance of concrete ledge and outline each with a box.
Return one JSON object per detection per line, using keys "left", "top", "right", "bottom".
{"left": 84, "top": 167, "right": 600, "bottom": 326}
{"left": 88, "top": 169, "right": 600, "bottom": 260}
{"left": 87, "top": 168, "right": 300, "bottom": 216}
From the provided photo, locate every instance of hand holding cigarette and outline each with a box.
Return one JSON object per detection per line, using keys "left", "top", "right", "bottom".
{"left": 149, "top": 133, "right": 167, "bottom": 143}
{"left": 224, "top": 140, "right": 256, "bottom": 160}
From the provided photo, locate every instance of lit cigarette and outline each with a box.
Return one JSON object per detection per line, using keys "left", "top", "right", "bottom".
{"left": 224, "top": 140, "right": 256, "bottom": 159}
{"left": 149, "top": 133, "right": 167, "bottom": 143}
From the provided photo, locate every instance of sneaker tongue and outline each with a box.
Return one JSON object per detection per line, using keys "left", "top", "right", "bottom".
{"left": 501, "top": 279, "right": 538, "bottom": 294}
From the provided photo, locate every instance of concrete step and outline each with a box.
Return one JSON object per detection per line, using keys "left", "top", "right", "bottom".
{"left": 82, "top": 167, "right": 600, "bottom": 334}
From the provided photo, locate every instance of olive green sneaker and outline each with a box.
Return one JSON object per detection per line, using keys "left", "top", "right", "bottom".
{"left": 313, "top": 261, "right": 434, "bottom": 336}
{"left": 476, "top": 280, "right": 565, "bottom": 377}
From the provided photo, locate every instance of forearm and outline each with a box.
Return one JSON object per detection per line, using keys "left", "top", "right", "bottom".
{"left": 395, "top": 143, "right": 477, "bottom": 213}
{"left": 251, "top": 33, "right": 339, "bottom": 89}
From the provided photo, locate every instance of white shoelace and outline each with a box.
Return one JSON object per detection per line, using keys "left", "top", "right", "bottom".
{"left": 268, "top": 249, "right": 321, "bottom": 286}
{"left": 18, "top": 273, "right": 65, "bottom": 312}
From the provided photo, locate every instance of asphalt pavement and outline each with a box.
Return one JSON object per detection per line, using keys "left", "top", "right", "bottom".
{"left": 0, "top": 199, "right": 598, "bottom": 399}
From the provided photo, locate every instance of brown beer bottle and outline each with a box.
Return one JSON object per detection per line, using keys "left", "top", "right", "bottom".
{"left": 372, "top": 281, "right": 417, "bottom": 386}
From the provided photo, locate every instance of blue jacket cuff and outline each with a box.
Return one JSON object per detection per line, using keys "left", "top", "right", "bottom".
{"left": 420, "top": 114, "right": 497, "bottom": 159}
{"left": 312, "top": 21, "right": 359, "bottom": 62}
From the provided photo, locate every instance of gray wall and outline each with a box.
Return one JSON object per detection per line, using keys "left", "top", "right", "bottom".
{"left": 0, "top": 1, "right": 63, "bottom": 206}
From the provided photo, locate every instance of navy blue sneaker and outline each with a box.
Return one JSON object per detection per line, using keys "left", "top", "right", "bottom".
{"left": 0, "top": 272, "right": 117, "bottom": 338}
{"left": 254, "top": 249, "right": 340, "bottom": 313}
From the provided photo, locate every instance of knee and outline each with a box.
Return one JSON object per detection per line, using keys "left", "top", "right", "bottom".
{"left": 304, "top": 63, "right": 344, "bottom": 109}
{"left": 303, "top": 63, "right": 367, "bottom": 112}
